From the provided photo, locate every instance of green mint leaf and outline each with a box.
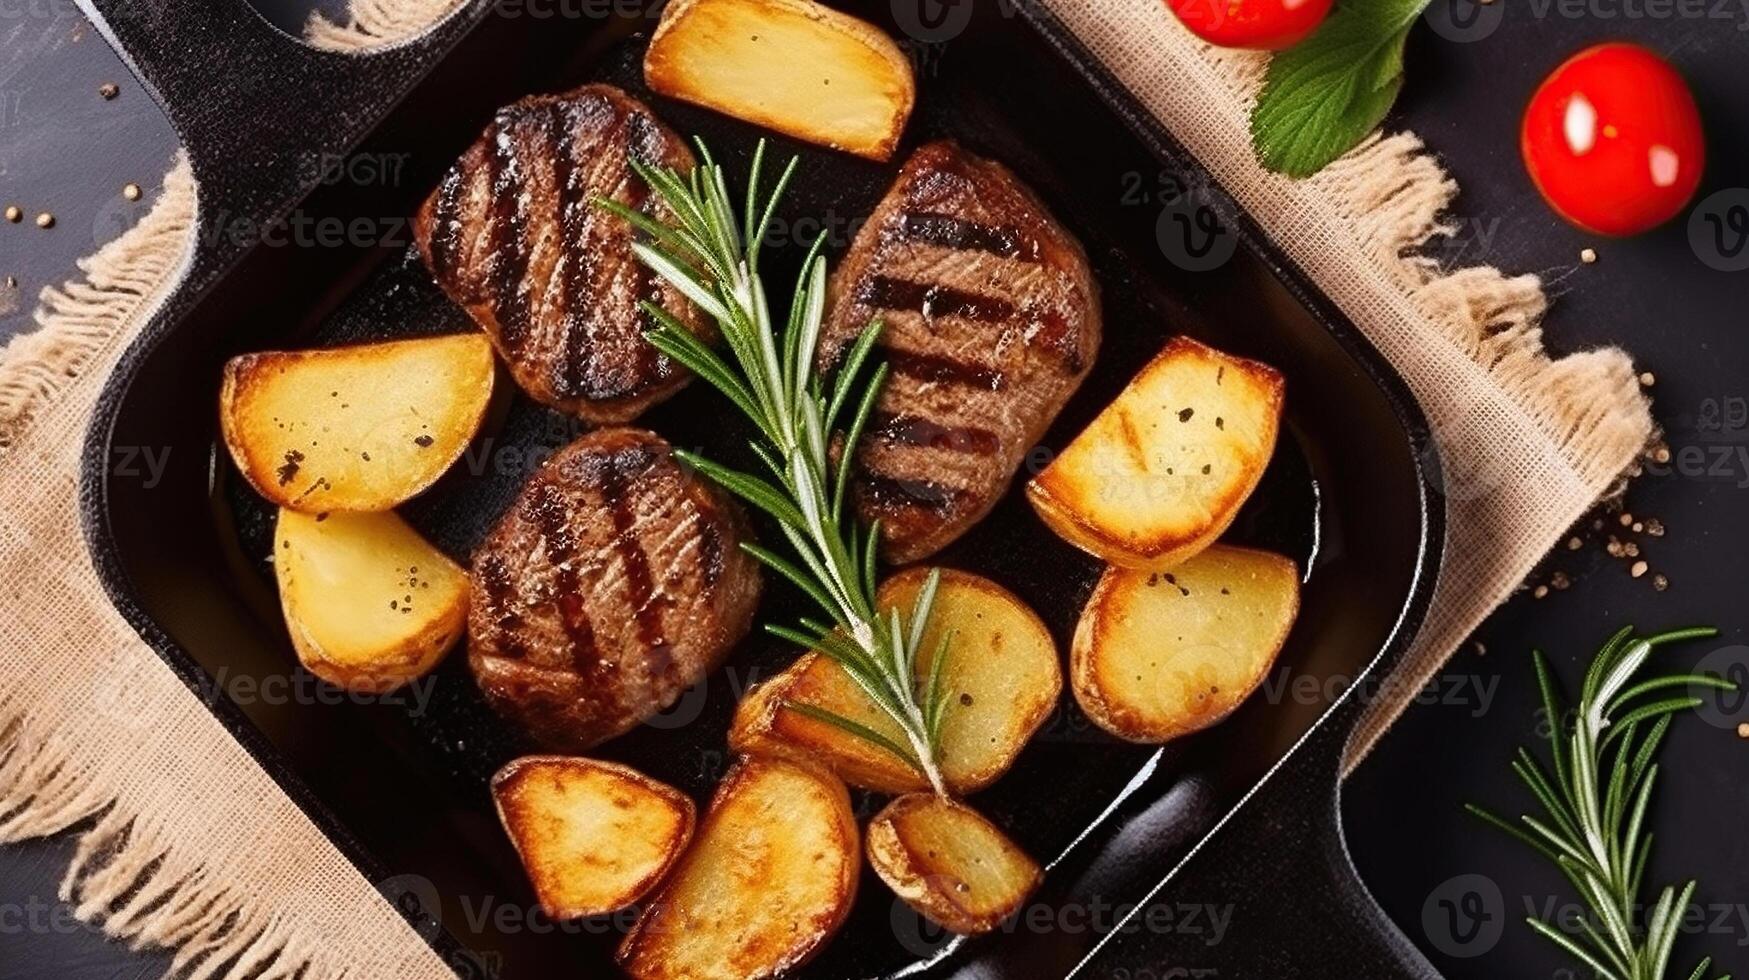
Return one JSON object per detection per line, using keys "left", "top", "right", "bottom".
{"left": 1249, "top": 0, "right": 1431, "bottom": 178}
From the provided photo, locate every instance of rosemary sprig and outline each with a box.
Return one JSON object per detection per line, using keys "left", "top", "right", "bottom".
{"left": 1467, "top": 626, "right": 1736, "bottom": 980}
{"left": 596, "top": 140, "right": 952, "bottom": 796}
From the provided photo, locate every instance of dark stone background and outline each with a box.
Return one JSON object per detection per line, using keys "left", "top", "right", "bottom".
{"left": 0, "top": 1, "right": 1744, "bottom": 976}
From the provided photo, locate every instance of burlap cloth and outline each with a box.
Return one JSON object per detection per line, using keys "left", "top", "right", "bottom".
{"left": 0, "top": 0, "right": 1651, "bottom": 975}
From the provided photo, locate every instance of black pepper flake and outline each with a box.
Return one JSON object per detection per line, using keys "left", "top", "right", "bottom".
{"left": 1178, "top": 408, "right": 1194, "bottom": 422}
{"left": 959, "top": 692, "right": 974, "bottom": 706}
{"left": 414, "top": 434, "right": 434, "bottom": 447}
{"left": 1215, "top": 417, "right": 1224, "bottom": 429}
{"left": 276, "top": 449, "right": 305, "bottom": 485}
{"left": 315, "top": 512, "right": 329, "bottom": 522}
{"left": 1201, "top": 464, "right": 1211, "bottom": 475}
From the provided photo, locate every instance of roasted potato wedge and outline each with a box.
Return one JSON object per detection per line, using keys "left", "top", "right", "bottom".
{"left": 1072, "top": 545, "right": 1299, "bottom": 742}
{"left": 1027, "top": 337, "right": 1283, "bottom": 570}
{"left": 274, "top": 508, "right": 467, "bottom": 692}
{"left": 730, "top": 568, "right": 1061, "bottom": 794}
{"left": 645, "top": 0, "right": 915, "bottom": 161}
{"left": 220, "top": 334, "right": 495, "bottom": 513}
{"left": 867, "top": 794, "right": 1042, "bottom": 934}
{"left": 618, "top": 757, "right": 858, "bottom": 980}
{"left": 492, "top": 757, "right": 695, "bottom": 920}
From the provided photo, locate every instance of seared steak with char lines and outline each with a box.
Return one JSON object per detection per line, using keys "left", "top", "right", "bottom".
{"left": 416, "top": 84, "right": 706, "bottom": 422}
{"left": 469, "top": 428, "right": 761, "bottom": 750}
{"left": 820, "top": 140, "right": 1101, "bottom": 563}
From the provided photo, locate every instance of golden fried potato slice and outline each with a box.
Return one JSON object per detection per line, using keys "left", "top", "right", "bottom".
{"left": 1027, "top": 337, "right": 1283, "bottom": 570}
{"left": 729, "top": 568, "right": 1061, "bottom": 794}
{"left": 1072, "top": 544, "right": 1299, "bottom": 742}
{"left": 220, "top": 334, "right": 494, "bottom": 513}
{"left": 645, "top": 0, "right": 915, "bottom": 161}
{"left": 274, "top": 508, "right": 466, "bottom": 692}
{"left": 867, "top": 793, "right": 1042, "bottom": 934}
{"left": 492, "top": 757, "right": 695, "bottom": 920}
{"left": 617, "top": 757, "right": 858, "bottom": 980}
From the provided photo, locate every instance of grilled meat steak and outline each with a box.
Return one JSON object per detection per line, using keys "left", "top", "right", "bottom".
{"left": 416, "top": 84, "right": 706, "bottom": 422}
{"left": 821, "top": 141, "right": 1101, "bottom": 563}
{"left": 469, "top": 428, "right": 761, "bottom": 750}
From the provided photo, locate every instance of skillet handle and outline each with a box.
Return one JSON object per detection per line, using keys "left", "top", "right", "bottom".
{"left": 1071, "top": 721, "right": 1441, "bottom": 977}
{"left": 79, "top": 0, "right": 473, "bottom": 218}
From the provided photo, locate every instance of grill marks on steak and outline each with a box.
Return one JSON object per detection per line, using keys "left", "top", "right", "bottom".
{"left": 468, "top": 428, "right": 760, "bottom": 751}
{"left": 821, "top": 141, "right": 1101, "bottom": 563}
{"left": 417, "top": 85, "right": 706, "bottom": 422}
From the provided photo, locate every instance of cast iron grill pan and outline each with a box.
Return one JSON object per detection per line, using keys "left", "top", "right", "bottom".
{"left": 81, "top": 2, "right": 1443, "bottom": 976}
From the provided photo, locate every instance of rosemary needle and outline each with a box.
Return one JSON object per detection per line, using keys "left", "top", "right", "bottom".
{"left": 597, "top": 140, "right": 953, "bottom": 796}
{"left": 1468, "top": 626, "right": 1735, "bottom": 980}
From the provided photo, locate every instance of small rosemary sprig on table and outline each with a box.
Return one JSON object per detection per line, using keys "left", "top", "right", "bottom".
{"left": 1467, "top": 626, "right": 1736, "bottom": 980}
{"left": 597, "top": 141, "right": 953, "bottom": 796}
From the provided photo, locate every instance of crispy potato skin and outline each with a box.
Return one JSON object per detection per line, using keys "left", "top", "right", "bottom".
{"left": 729, "top": 655, "right": 924, "bottom": 793}
{"left": 617, "top": 757, "right": 859, "bottom": 980}
{"left": 491, "top": 757, "right": 694, "bottom": 920}
{"left": 645, "top": 0, "right": 915, "bottom": 161}
{"left": 274, "top": 508, "right": 467, "bottom": 693}
{"left": 1071, "top": 545, "right": 1299, "bottom": 742}
{"left": 867, "top": 794, "right": 1041, "bottom": 934}
{"left": 728, "top": 568, "right": 1061, "bottom": 794}
{"left": 1027, "top": 337, "right": 1284, "bottom": 570}
{"left": 220, "top": 334, "right": 495, "bottom": 513}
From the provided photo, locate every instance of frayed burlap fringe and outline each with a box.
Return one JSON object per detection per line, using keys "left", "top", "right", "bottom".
{"left": 1321, "top": 131, "right": 1650, "bottom": 489}
{"left": 0, "top": 156, "right": 333, "bottom": 978}
{"left": 305, "top": 0, "right": 465, "bottom": 52}
{"left": 0, "top": 712, "right": 325, "bottom": 980}
{"left": 1041, "top": 0, "right": 1652, "bottom": 769}
{"left": 1187, "top": 43, "right": 1651, "bottom": 502}
{"left": 0, "top": 146, "right": 451, "bottom": 975}
{"left": 0, "top": 155, "right": 195, "bottom": 450}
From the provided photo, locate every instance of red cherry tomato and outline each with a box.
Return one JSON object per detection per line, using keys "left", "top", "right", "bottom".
{"left": 1521, "top": 43, "right": 1705, "bottom": 237}
{"left": 1164, "top": 0, "right": 1334, "bottom": 50}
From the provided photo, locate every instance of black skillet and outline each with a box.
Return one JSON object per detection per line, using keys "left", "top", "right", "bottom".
{"left": 77, "top": 0, "right": 1446, "bottom": 975}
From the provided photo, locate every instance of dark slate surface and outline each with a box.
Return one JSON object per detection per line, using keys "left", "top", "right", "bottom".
{"left": 0, "top": 1, "right": 1745, "bottom": 977}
